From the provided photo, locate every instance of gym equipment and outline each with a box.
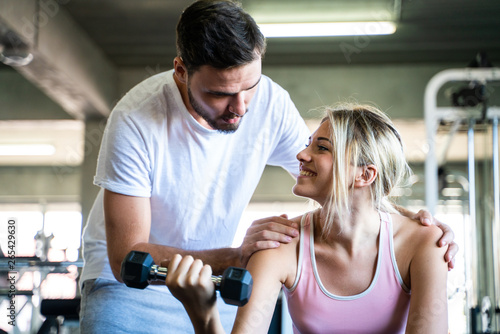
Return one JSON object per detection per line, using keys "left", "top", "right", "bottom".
{"left": 120, "top": 251, "right": 253, "bottom": 306}
{"left": 424, "top": 63, "right": 500, "bottom": 333}
{"left": 0, "top": 257, "right": 83, "bottom": 334}
{"left": 37, "top": 298, "right": 81, "bottom": 334}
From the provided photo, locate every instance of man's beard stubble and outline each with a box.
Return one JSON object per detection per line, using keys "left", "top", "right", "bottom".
{"left": 187, "top": 87, "right": 242, "bottom": 134}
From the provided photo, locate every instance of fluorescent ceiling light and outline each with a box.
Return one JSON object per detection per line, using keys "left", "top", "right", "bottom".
{"left": 258, "top": 21, "right": 396, "bottom": 38}
{"left": 0, "top": 144, "right": 56, "bottom": 156}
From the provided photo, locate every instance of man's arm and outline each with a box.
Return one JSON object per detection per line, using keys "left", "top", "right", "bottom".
{"left": 104, "top": 190, "right": 299, "bottom": 279}
{"left": 394, "top": 204, "right": 458, "bottom": 270}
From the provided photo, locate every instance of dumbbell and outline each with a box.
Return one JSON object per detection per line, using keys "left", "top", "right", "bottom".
{"left": 120, "top": 250, "right": 253, "bottom": 306}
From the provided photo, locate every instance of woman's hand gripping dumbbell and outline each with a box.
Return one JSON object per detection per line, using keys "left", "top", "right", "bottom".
{"left": 120, "top": 251, "right": 253, "bottom": 306}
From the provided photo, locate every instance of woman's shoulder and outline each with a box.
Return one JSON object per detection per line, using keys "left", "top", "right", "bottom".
{"left": 247, "top": 214, "right": 304, "bottom": 286}
{"left": 391, "top": 213, "right": 446, "bottom": 288}
{"left": 266, "top": 214, "right": 302, "bottom": 258}
{"left": 391, "top": 213, "right": 444, "bottom": 254}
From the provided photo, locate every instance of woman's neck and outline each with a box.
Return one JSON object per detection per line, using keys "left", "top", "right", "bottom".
{"left": 316, "top": 202, "right": 380, "bottom": 255}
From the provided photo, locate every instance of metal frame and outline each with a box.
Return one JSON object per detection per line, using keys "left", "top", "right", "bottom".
{"left": 424, "top": 67, "right": 500, "bottom": 331}
{"left": 424, "top": 68, "right": 500, "bottom": 213}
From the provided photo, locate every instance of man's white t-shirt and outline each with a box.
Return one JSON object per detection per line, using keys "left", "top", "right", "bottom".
{"left": 80, "top": 69, "right": 310, "bottom": 324}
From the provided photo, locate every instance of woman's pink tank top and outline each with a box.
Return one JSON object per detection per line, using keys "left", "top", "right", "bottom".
{"left": 284, "top": 211, "right": 411, "bottom": 333}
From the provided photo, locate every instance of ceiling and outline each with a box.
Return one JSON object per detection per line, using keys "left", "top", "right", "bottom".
{"left": 60, "top": 0, "right": 500, "bottom": 67}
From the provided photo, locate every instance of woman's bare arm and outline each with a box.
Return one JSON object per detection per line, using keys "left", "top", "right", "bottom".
{"left": 405, "top": 225, "right": 448, "bottom": 333}
{"left": 164, "top": 235, "right": 297, "bottom": 333}
{"left": 232, "top": 243, "right": 295, "bottom": 333}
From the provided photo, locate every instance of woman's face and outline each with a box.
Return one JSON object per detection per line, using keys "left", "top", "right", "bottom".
{"left": 293, "top": 120, "right": 334, "bottom": 205}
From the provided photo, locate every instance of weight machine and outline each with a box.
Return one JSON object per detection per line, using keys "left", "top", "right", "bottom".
{"left": 425, "top": 62, "right": 500, "bottom": 333}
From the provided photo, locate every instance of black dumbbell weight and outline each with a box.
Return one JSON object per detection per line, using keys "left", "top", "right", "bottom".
{"left": 120, "top": 250, "right": 253, "bottom": 306}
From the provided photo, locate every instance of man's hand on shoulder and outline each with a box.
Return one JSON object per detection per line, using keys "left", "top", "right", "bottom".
{"left": 238, "top": 214, "right": 299, "bottom": 267}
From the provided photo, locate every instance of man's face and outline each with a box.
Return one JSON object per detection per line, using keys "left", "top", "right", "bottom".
{"left": 185, "top": 58, "right": 262, "bottom": 133}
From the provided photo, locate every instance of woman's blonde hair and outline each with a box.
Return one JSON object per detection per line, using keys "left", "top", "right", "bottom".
{"left": 321, "top": 102, "right": 412, "bottom": 234}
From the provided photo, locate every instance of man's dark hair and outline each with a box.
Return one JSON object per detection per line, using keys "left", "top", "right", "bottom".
{"left": 176, "top": 0, "right": 266, "bottom": 73}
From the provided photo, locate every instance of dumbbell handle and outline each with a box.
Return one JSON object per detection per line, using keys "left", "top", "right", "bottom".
{"left": 121, "top": 251, "right": 253, "bottom": 306}
{"left": 149, "top": 264, "right": 223, "bottom": 287}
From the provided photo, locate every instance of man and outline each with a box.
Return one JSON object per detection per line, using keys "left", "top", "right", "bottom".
{"left": 79, "top": 1, "right": 457, "bottom": 332}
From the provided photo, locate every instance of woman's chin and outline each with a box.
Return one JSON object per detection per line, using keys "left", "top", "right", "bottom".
{"left": 292, "top": 186, "right": 310, "bottom": 199}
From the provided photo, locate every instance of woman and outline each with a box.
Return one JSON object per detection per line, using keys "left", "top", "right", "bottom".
{"left": 165, "top": 103, "right": 448, "bottom": 333}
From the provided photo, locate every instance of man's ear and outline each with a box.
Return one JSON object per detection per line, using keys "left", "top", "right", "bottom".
{"left": 173, "top": 57, "right": 188, "bottom": 84}
{"left": 354, "top": 165, "right": 377, "bottom": 188}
